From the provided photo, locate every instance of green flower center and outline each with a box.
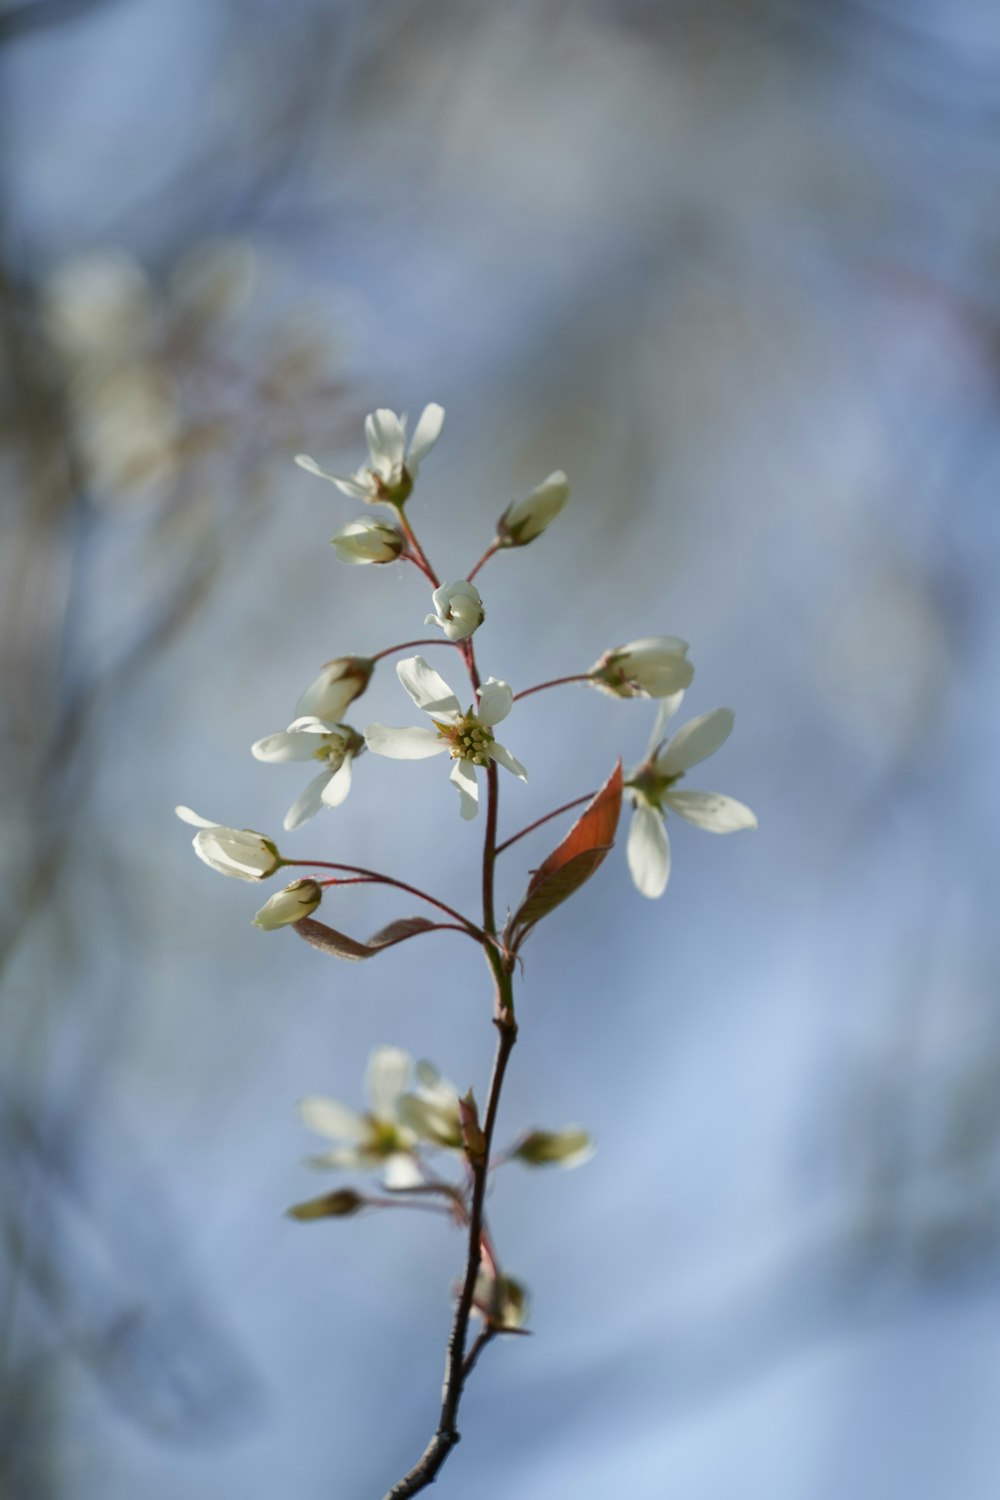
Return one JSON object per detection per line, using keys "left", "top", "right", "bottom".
{"left": 434, "top": 712, "right": 494, "bottom": 767}
{"left": 627, "top": 762, "right": 683, "bottom": 810}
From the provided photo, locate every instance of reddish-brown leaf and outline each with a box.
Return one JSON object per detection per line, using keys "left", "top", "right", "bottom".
{"left": 293, "top": 914, "right": 441, "bottom": 961}
{"left": 506, "top": 760, "right": 623, "bottom": 946}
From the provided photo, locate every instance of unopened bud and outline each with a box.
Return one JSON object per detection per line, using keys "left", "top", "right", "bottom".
{"left": 497, "top": 471, "right": 569, "bottom": 547}
{"left": 296, "top": 657, "right": 375, "bottom": 721}
{"left": 425, "top": 580, "right": 484, "bottom": 642}
{"left": 512, "top": 1127, "right": 594, "bottom": 1169}
{"left": 331, "top": 518, "right": 405, "bottom": 565}
{"left": 253, "top": 878, "right": 323, "bottom": 930}
{"left": 472, "top": 1269, "right": 531, "bottom": 1330}
{"left": 286, "top": 1189, "right": 366, "bottom": 1221}
{"left": 176, "top": 807, "right": 282, "bottom": 881}
{"left": 589, "top": 637, "right": 693, "bottom": 699}
{"left": 459, "top": 1089, "right": 487, "bottom": 1166}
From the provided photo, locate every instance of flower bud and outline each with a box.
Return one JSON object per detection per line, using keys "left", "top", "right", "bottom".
{"left": 496, "top": 470, "right": 569, "bottom": 547}
{"left": 472, "top": 1270, "right": 530, "bottom": 1330}
{"left": 331, "top": 518, "right": 405, "bottom": 566}
{"left": 512, "top": 1127, "right": 594, "bottom": 1169}
{"left": 296, "top": 656, "right": 375, "bottom": 721}
{"left": 286, "top": 1189, "right": 366, "bottom": 1221}
{"left": 253, "top": 878, "right": 323, "bottom": 929}
{"left": 175, "top": 806, "right": 281, "bottom": 881}
{"left": 589, "top": 637, "right": 693, "bottom": 699}
{"left": 459, "top": 1088, "right": 487, "bottom": 1166}
{"left": 425, "top": 580, "right": 484, "bottom": 642}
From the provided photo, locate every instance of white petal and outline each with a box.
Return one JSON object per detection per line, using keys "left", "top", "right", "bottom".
{"left": 252, "top": 728, "right": 323, "bottom": 763}
{"left": 647, "top": 691, "right": 685, "bottom": 754}
{"left": 658, "top": 708, "right": 735, "bottom": 776}
{"left": 299, "top": 1095, "right": 368, "bottom": 1142}
{"left": 366, "top": 1046, "right": 412, "bottom": 1118}
{"left": 333, "top": 475, "right": 374, "bottom": 499}
{"left": 477, "top": 677, "right": 513, "bottom": 727}
{"left": 626, "top": 802, "right": 671, "bottom": 898}
{"left": 407, "top": 403, "right": 445, "bottom": 470}
{"left": 175, "top": 805, "right": 216, "bottom": 828}
{"left": 366, "top": 409, "right": 406, "bottom": 472}
{"left": 664, "top": 789, "right": 758, "bottom": 833}
{"left": 396, "top": 656, "right": 461, "bottom": 717}
{"left": 295, "top": 454, "right": 369, "bottom": 497}
{"left": 321, "top": 755, "right": 353, "bottom": 808}
{"left": 305, "top": 1147, "right": 369, "bottom": 1171}
{"left": 488, "top": 741, "right": 527, "bottom": 780}
{"left": 283, "top": 770, "right": 333, "bottom": 831}
{"left": 364, "top": 723, "right": 446, "bottom": 759}
{"left": 382, "top": 1153, "right": 425, "bottom": 1190}
{"left": 450, "top": 758, "right": 479, "bottom": 819}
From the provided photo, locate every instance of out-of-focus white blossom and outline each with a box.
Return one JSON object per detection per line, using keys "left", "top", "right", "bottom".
{"left": 253, "top": 878, "right": 322, "bottom": 929}
{"left": 497, "top": 470, "right": 569, "bottom": 546}
{"left": 365, "top": 656, "right": 526, "bottom": 821}
{"left": 626, "top": 692, "right": 757, "bottom": 898}
{"left": 295, "top": 657, "right": 374, "bottom": 722}
{"left": 331, "top": 518, "right": 405, "bottom": 565}
{"left": 252, "top": 719, "right": 364, "bottom": 831}
{"left": 425, "top": 580, "right": 484, "bottom": 642}
{"left": 295, "top": 404, "right": 444, "bottom": 506}
{"left": 398, "top": 1061, "right": 463, "bottom": 1149}
{"left": 175, "top": 806, "right": 281, "bottom": 881}
{"left": 299, "top": 1047, "right": 425, "bottom": 1188}
{"left": 590, "top": 636, "right": 694, "bottom": 699}
{"left": 42, "top": 249, "right": 151, "bottom": 364}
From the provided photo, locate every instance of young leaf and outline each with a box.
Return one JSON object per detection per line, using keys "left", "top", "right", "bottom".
{"left": 293, "top": 914, "right": 440, "bottom": 961}
{"left": 506, "top": 760, "right": 622, "bottom": 946}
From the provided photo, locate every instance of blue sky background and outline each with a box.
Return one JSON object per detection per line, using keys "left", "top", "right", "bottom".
{"left": 2, "top": 2, "right": 1000, "bottom": 1496}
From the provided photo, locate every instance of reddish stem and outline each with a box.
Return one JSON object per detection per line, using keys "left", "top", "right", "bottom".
{"left": 513, "top": 673, "right": 593, "bottom": 702}
{"left": 397, "top": 509, "right": 440, "bottom": 587}
{"left": 466, "top": 540, "right": 500, "bottom": 582}
{"left": 494, "top": 791, "right": 596, "bottom": 856}
{"left": 285, "top": 860, "right": 481, "bottom": 938}
{"left": 371, "top": 638, "right": 461, "bottom": 663}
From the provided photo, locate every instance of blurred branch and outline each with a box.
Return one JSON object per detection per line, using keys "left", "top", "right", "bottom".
{"left": 0, "top": 0, "right": 123, "bottom": 44}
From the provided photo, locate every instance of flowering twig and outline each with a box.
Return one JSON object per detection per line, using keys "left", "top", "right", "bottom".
{"left": 178, "top": 400, "right": 757, "bottom": 1498}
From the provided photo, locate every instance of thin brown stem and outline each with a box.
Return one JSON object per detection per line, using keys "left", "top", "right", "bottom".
{"left": 284, "top": 860, "right": 481, "bottom": 938}
{"left": 513, "top": 673, "right": 592, "bottom": 702}
{"left": 495, "top": 790, "right": 596, "bottom": 856}
{"left": 371, "top": 638, "right": 461, "bottom": 663}
{"left": 383, "top": 973, "right": 517, "bottom": 1500}
{"left": 466, "top": 540, "right": 500, "bottom": 582}
{"left": 396, "top": 508, "right": 440, "bottom": 588}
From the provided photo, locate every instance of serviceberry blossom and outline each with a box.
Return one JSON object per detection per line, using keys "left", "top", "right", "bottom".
{"left": 254, "top": 878, "right": 322, "bottom": 930}
{"left": 331, "top": 517, "right": 405, "bottom": 565}
{"left": 175, "top": 806, "right": 281, "bottom": 880}
{"left": 295, "top": 403, "right": 445, "bottom": 506}
{"left": 364, "top": 656, "right": 526, "bottom": 820}
{"left": 252, "top": 718, "right": 365, "bottom": 831}
{"left": 497, "top": 470, "right": 569, "bottom": 547}
{"left": 425, "top": 579, "right": 484, "bottom": 642}
{"left": 295, "top": 656, "right": 374, "bottom": 722}
{"left": 626, "top": 692, "right": 757, "bottom": 898}
{"left": 300, "top": 1046, "right": 425, "bottom": 1189}
{"left": 398, "top": 1060, "right": 463, "bottom": 1150}
{"left": 590, "top": 636, "right": 694, "bottom": 699}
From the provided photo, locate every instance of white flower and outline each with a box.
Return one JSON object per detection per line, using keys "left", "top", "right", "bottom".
{"left": 497, "top": 470, "right": 569, "bottom": 546}
{"left": 364, "top": 656, "right": 527, "bottom": 821}
{"left": 175, "top": 806, "right": 281, "bottom": 881}
{"left": 590, "top": 636, "right": 694, "bottom": 699}
{"left": 252, "top": 719, "right": 364, "bottom": 831}
{"left": 295, "top": 403, "right": 445, "bottom": 506}
{"left": 331, "top": 517, "right": 405, "bottom": 565}
{"left": 294, "top": 657, "right": 374, "bottom": 722}
{"left": 253, "top": 877, "right": 322, "bottom": 929}
{"left": 425, "top": 580, "right": 484, "bottom": 642}
{"left": 398, "top": 1061, "right": 463, "bottom": 1150}
{"left": 626, "top": 692, "right": 757, "bottom": 898}
{"left": 299, "top": 1046, "right": 423, "bottom": 1188}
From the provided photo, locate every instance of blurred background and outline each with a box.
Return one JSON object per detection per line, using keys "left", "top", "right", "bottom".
{"left": 2, "top": 1, "right": 999, "bottom": 1496}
